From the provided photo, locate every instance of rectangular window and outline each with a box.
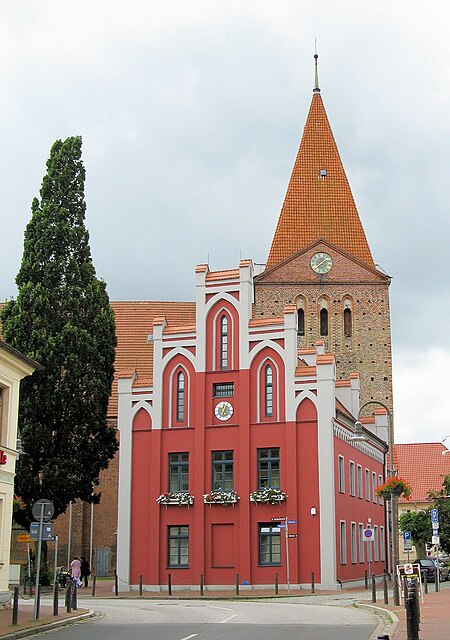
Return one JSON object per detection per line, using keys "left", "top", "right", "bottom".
{"left": 213, "top": 383, "right": 234, "bottom": 397}
{"left": 340, "top": 521, "right": 347, "bottom": 564}
{"left": 380, "top": 526, "right": 385, "bottom": 562}
{"left": 258, "top": 523, "right": 281, "bottom": 565}
{"left": 169, "top": 453, "right": 189, "bottom": 493}
{"left": 378, "top": 475, "right": 383, "bottom": 504}
{"left": 168, "top": 526, "right": 189, "bottom": 567}
{"left": 359, "top": 523, "right": 365, "bottom": 563}
{"left": 338, "top": 455, "right": 345, "bottom": 493}
{"left": 351, "top": 522, "right": 357, "bottom": 563}
{"left": 349, "top": 461, "right": 355, "bottom": 496}
{"left": 365, "top": 469, "right": 370, "bottom": 501}
{"left": 258, "top": 448, "right": 280, "bottom": 489}
{"left": 374, "top": 526, "right": 379, "bottom": 561}
{"left": 212, "top": 451, "right": 234, "bottom": 491}
{"left": 372, "top": 472, "right": 377, "bottom": 503}
{"left": 357, "top": 465, "right": 363, "bottom": 499}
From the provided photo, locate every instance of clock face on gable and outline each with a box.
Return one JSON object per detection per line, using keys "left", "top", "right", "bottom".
{"left": 310, "top": 252, "right": 333, "bottom": 274}
{"left": 214, "top": 401, "right": 234, "bottom": 421}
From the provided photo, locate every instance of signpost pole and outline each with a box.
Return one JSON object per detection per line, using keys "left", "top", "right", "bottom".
{"left": 53, "top": 535, "right": 59, "bottom": 589}
{"left": 285, "top": 518, "right": 290, "bottom": 595}
{"left": 34, "top": 503, "right": 45, "bottom": 620}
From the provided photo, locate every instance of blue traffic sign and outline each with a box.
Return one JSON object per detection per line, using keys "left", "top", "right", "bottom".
{"left": 287, "top": 520, "right": 297, "bottom": 524}
{"left": 403, "top": 531, "right": 411, "bottom": 541}
{"left": 277, "top": 523, "right": 286, "bottom": 528}
{"left": 431, "top": 509, "right": 439, "bottom": 523}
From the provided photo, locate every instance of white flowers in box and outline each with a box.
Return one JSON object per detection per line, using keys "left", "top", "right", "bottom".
{"left": 156, "top": 492, "right": 194, "bottom": 506}
{"left": 250, "top": 488, "right": 287, "bottom": 504}
{"left": 203, "top": 490, "right": 239, "bottom": 505}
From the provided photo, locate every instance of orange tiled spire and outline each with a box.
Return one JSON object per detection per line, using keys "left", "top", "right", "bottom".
{"left": 266, "top": 56, "right": 374, "bottom": 269}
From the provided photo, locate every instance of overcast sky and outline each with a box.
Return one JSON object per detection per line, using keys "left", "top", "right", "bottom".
{"left": 1, "top": 1, "right": 449, "bottom": 444}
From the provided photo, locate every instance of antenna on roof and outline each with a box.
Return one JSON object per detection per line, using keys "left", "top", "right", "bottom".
{"left": 313, "top": 40, "right": 320, "bottom": 94}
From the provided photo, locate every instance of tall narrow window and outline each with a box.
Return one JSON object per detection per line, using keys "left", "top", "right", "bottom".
{"left": 338, "top": 455, "right": 345, "bottom": 493}
{"left": 320, "top": 308, "right": 328, "bottom": 336}
{"left": 374, "top": 526, "right": 379, "bottom": 561}
{"left": 351, "top": 522, "right": 357, "bottom": 563}
{"left": 344, "top": 308, "right": 352, "bottom": 337}
{"left": 258, "top": 448, "right": 280, "bottom": 489}
{"left": 168, "top": 526, "right": 189, "bottom": 567}
{"left": 340, "top": 521, "right": 347, "bottom": 564}
{"left": 212, "top": 451, "right": 234, "bottom": 491}
{"left": 220, "top": 315, "right": 228, "bottom": 370}
{"left": 359, "top": 523, "right": 365, "bottom": 563}
{"left": 169, "top": 453, "right": 189, "bottom": 492}
{"left": 265, "top": 365, "right": 273, "bottom": 417}
{"left": 357, "top": 465, "right": 363, "bottom": 498}
{"left": 297, "top": 309, "right": 305, "bottom": 336}
{"left": 176, "top": 372, "right": 185, "bottom": 422}
{"left": 259, "top": 524, "right": 281, "bottom": 565}
{"left": 380, "top": 526, "right": 385, "bottom": 562}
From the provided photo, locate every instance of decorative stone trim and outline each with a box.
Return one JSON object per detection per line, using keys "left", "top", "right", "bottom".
{"left": 333, "top": 421, "right": 385, "bottom": 464}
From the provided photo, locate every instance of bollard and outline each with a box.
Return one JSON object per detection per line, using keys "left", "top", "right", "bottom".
{"left": 36, "top": 584, "right": 41, "bottom": 620}
{"left": 53, "top": 581, "right": 59, "bottom": 616}
{"left": 139, "top": 574, "right": 143, "bottom": 596}
{"left": 92, "top": 575, "right": 96, "bottom": 597}
{"left": 275, "top": 572, "right": 279, "bottom": 595}
{"left": 371, "top": 573, "right": 376, "bottom": 603}
{"left": 72, "top": 582, "right": 78, "bottom": 611}
{"left": 364, "top": 569, "right": 368, "bottom": 590}
{"left": 377, "top": 635, "right": 390, "bottom": 639}
{"left": 115, "top": 571, "right": 119, "bottom": 596}
{"left": 200, "top": 574, "right": 204, "bottom": 596}
{"left": 405, "top": 595, "right": 414, "bottom": 640}
{"left": 424, "top": 571, "right": 428, "bottom": 594}
{"left": 12, "top": 587, "right": 19, "bottom": 625}
{"left": 435, "top": 568, "right": 439, "bottom": 593}
{"left": 235, "top": 573, "right": 239, "bottom": 596}
{"left": 23, "top": 576, "right": 27, "bottom": 595}
{"left": 311, "top": 571, "right": 315, "bottom": 594}
{"left": 383, "top": 572, "right": 388, "bottom": 604}
{"left": 168, "top": 573, "right": 172, "bottom": 596}
{"left": 66, "top": 581, "right": 73, "bottom": 613}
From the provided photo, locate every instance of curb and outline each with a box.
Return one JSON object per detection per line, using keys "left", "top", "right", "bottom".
{"left": 357, "top": 603, "right": 399, "bottom": 640}
{"left": 0, "top": 610, "right": 96, "bottom": 640}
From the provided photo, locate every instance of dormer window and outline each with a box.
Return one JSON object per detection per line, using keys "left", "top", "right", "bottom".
{"left": 319, "top": 169, "right": 327, "bottom": 178}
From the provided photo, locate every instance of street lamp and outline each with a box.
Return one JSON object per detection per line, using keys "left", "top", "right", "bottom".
{"left": 350, "top": 400, "right": 400, "bottom": 605}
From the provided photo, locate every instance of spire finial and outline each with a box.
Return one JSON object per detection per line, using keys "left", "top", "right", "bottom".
{"left": 313, "top": 40, "right": 320, "bottom": 93}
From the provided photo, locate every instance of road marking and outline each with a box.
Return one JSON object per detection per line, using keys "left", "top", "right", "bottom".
{"left": 219, "top": 614, "right": 237, "bottom": 623}
{"left": 208, "top": 605, "right": 232, "bottom": 611}
{"left": 179, "top": 635, "right": 198, "bottom": 640}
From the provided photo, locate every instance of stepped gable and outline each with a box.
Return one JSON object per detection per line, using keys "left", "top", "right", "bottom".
{"left": 266, "top": 86, "right": 374, "bottom": 269}
{"left": 110, "top": 300, "right": 196, "bottom": 416}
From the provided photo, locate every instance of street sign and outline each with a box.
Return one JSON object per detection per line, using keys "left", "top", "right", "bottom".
{"left": 432, "top": 523, "right": 439, "bottom": 534}
{"left": 404, "top": 563, "right": 414, "bottom": 574}
{"left": 432, "top": 535, "right": 440, "bottom": 545}
{"left": 17, "top": 533, "right": 31, "bottom": 543}
{"left": 32, "top": 499, "right": 54, "bottom": 522}
{"left": 404, "top": 540, "right": 412, "bottom": 551}
{"left": 363, "top": 528, "right": 374, "bottom": 541}
{"left": 30, "top": 522, "right": 54, "bottom": 541}
{"left": 431, "top": 508, "right": 439, "bottom": 524}
{"left": 288, "top": 534, "right": 298, "bottom": 538}
{"left": 287, "top": 520, "right": 297, "bottom": 524}
{"left": 403, "top": 531, "right": 411, "bottom": 541}
{"left": 277, "top": 523, "right": 286, "bottom": 528}
{"left": 271, "top": 517, "right": 286, "bottom": 522}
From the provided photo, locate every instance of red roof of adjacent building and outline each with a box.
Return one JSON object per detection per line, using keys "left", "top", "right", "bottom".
{"left": 394, "top": 443, "right": 450, "bottom": 503}
{"left": 266, "top": 91, "right": 374, "bottom": 269}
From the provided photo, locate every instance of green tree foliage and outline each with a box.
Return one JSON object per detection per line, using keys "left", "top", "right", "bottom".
{"left": 399, "top": 474, "right": 450, "bottom": 557}
{"left": 1, "top": 136, "right": 118, "bottom": 529}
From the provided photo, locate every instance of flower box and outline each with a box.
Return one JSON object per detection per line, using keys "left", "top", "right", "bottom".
{"left": 203, "top": 491, "right": 239, "bottom": 505}
{"left": 156, "top": 492, "right": 194, "bottom": 506}
{"left": 250, "top": 488, "right": 287, "bottom": 504}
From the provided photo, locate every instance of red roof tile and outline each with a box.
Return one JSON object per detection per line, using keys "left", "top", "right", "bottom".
{"left": 266, "top": 93, "right": 374, "bottom": 269}
{"left": 394, "top": 443, "right": 450, "bottom": 503}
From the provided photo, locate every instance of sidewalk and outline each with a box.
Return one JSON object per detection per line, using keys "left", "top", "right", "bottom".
{"left": 0, "top": 604, "right": 91, "bottom": 639}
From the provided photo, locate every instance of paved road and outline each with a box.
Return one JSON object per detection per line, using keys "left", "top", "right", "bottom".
{"left": 32, "top": 597, "right": 380, "bottom": 640}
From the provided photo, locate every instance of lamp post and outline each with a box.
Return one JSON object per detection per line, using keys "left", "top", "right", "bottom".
{"left": 351, "top": 400, "right": 400, "bottom": 605}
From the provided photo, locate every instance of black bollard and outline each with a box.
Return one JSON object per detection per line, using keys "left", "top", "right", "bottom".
{"left": 168, "top": 573, "right": 172, "bottom": 596}
{"left": 53, "top": 581, "right": 59, "bottom": 616}
{"left": 92, "top": 575, "right": 96, "bottom": 597}
{"left": 311, "top": 571, "right": 315, "bottom": 594}
{"left": 200, "top": 574, "right": 204, "bottom": 596}
{"left": 235, "top": 573, "right": 239, "bottom": 596}
{"left": 139, "top": 574, "right": 143, "bottom": 596}
{"left": 371, "top": 573, "right": 376, "bottom": 603}
{"left": 377, "top": 635, "right": 390, "bottom": 639}
{"left": 72, "top": 582, "right": 78, "bottom": 611}
{"left": 36, "top": 584, "right": 41, "bottom": 620}
{"left": 12, "top": 587, "right": 19, "bottom": 625}
{"left": 383, "top": 572, "right": 388, "bottom": 604}
{"left": 424, "top": 571, "right": 428, "bottom": 594}
{"left": 275, "top": 572, "right": 279, "bottom": 595}
{"left": 435, "top": 568, "right": 439, "bottom": 593}
{"left": 115, "top": 571, "right": 119, "bottom": 596}
{"left": 364, "top": 569, "right": 368, "bottom": 590}
{"left": 66, "top": 581, "right": 73, "bottom": 613}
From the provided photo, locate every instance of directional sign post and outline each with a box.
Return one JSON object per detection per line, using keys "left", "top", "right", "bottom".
{"left": 32, "top": 500, "right": 54, "bottom": 621}
{"left": 403, "top": 531, "right": 412, "bottom": 560}
{"left": 431, "top": 509, "right": 439, "bottom": 524}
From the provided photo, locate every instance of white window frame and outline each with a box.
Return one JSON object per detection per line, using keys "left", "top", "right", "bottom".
{"left": 372, "top": 472, "right": 377, "bottom": 504}
{"left": 357, "top": 464, "right": 363, "bottom": 499}
{"left": 351, "top": 522, "right": 357, "bottom": 564}
{"left": 380, "top": 526, "right": 385, "bottom": 562}
{"left": 365, "top": 468, "right": 370, "bottom": 501}
{"left": 359, "top": 523, "right": 365, "bottom": 563}
{"left": 340, "top": 520, "right": 347, "bottom": 565}
{"left": 378, "top": 475, "right": 383, "bottom": 504}
{"left": 338, "top": 455, "right": 345, "bottom": 493}
{"left": 349, "top": 461, "right": 355, "bottom": 497}
{"left": 374, "top": 525, "right": 379, "bottom": 561}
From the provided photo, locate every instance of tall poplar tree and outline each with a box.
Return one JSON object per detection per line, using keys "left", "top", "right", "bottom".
{"left": 2, "top": 136, "right": 117, "bottom": 531}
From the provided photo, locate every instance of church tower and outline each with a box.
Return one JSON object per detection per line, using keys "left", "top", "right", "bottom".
{"left": 254, "top": 56, "right": 393, "bottom": 413}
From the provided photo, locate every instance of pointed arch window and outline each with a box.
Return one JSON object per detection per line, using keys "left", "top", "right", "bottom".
{"left": 344, "top": 308, "right": 352, "bottom": 337}
{"left": 220, "top": 315, "right": 228, "bottom": 370}
{"left": 176, "top": 372, "right": 185, "bottom": 422}
{"left": 297, "top": 309, "right": 305, "bottom": 336}
{"left": 265, "top": 365, "right": 273, "bottom": 417}
{"left": 320, "top": 308, "right": 328, "bottom": 336}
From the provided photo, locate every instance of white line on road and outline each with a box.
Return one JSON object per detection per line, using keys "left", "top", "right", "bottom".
{"left": 179, "top": 634, "right": 198, "bottom": 640}
{"left": 219, "top": 614, "right": 237, "bottom": 623}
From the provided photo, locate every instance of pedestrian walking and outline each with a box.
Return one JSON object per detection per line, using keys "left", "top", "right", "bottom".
{"left": 70, "top": 557, "right": 82, "bottom": 587}
{"left": 80, "top": 556, "right": 91, "bottom": 588}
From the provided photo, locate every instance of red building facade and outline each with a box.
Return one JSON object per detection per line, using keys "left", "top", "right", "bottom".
{"left": 117, "top": 260, "right": 388, "bottom": 591}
